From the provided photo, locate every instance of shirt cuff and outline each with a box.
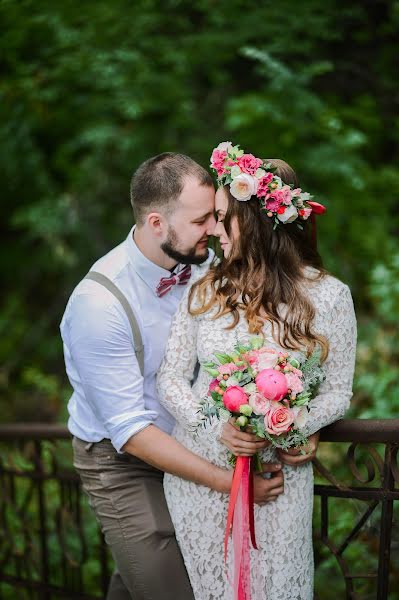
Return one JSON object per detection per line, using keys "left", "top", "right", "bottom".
{"left": 109, "top": 411, "right": 158, "bottom": 453}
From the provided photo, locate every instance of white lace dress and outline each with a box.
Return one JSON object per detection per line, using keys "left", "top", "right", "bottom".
{"left": 157, "top": 269, "right": 357, "bottom": 600}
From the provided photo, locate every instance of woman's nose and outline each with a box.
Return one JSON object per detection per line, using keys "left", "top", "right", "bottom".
{"left": 206, "top": 214, "right": 217, "bottom": 235}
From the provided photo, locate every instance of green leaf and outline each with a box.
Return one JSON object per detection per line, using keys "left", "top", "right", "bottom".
{"left": 214, "top": 352, "right": 233, "bottom": 364}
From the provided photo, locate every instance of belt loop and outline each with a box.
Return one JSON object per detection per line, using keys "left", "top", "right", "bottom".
{"left": 84, "top": 441, "right": 94, "bottom": 452}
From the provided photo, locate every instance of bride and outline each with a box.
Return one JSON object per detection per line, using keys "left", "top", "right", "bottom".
{"left": 157, "top": 143, "right": 357, "bottom": 600}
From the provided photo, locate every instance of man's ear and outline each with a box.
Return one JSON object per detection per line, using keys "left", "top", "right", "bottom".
{"left": 147, "top": 212, "right": 167, "bottom": 237}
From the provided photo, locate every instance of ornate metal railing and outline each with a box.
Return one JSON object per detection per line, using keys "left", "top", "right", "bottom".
{"left": 0, "top": 420, "right": 398, "bottom": 600}
{"left": 313, "top": 419, "right": 399, "bottom": 600}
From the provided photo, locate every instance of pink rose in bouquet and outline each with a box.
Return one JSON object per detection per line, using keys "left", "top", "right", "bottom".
{"left": 256, "top": 348, "right": 279, "bottom": 371}
{"left": 264, "top": 403, "right": 295, "bottom": 435}
{"left": 223, "top": 386, "right": 248, "bottom": 412}
{"left": 248, "top": 392, "right": 272, "bottom": 415}
{"left": 218, "top": 362, "right": 241, "bottom": 376}
{"left": 285, "top": 371, "right": 304, "bottom": 395}
{"left": 255, "top": 369, "right": 288, "bottom": 401}
{"left": 208, "top": 378, "right": 219, "bottom": 393}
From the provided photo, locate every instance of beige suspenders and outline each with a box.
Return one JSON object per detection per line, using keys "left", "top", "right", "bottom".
{"left": 84, "top": 271, "right": 145, "bottom": 376}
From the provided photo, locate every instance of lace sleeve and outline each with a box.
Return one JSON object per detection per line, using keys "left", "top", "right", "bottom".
{"left": 157, "top": 287, "right": 223, "bottom": 439}
{"left": 301, "top": 284, "right": 357, "bottom": 437}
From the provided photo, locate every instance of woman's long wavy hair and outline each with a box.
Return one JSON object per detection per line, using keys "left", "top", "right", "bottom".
{"left": 189, "top": 159, "right": 329, "bottom": 361}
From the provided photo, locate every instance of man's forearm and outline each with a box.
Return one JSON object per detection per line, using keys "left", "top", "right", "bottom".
{"left": 122, "top": 424, "right": 232, "bottom": 494}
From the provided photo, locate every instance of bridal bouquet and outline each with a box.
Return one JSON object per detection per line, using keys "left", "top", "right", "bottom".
{"left": 198, "top": 336, "right": 325, "bottom": 599}
{"left": 198, "top": 336, "right": 325, "bottom": 466}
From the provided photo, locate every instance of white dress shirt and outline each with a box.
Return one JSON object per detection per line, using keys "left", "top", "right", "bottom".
{"left": 60, "top": 227, "right": 212, "bottom": 452}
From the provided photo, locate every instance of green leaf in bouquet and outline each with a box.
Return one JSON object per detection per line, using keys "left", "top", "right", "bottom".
{"left": 214, "top": 352, "right": 234, "bottom": 364}
{"left": 210, "top": 391, "right": 223, "bottom": 403}
{"left": 235, "top": 343, "right": 251, "bottom": 354}
{"left": 247, "top": 415, "right": 266, "bottom": 438}
{"left": 225, "top": 375, "right": 240, "bottom": 386}
{"left": 300, "top": 349, "right": 325, "bottom": 397}
{"left": 249, "top": 336, "right": 264, "bottom": 349}
{"left": 238, "top": 373, "right": 252, "bottom": 386}
{"left": 202, "top": 361, "right": 217, "bottom": 369}
{"left": 204, "top": 367, "right": 220, "bottom": 377}
{"left": 219, "top": 408, "right": 231, "bottom": 421}
{"left": 234, "top": 361, "right": 247, "bottom": 368}
{"left": 288, "top": 357, "right": 300, "bottom": 369}
{"left": 243, "top": 382, "right": 256, "bottom": 393}
{"left": 293, "top": 391, "right": 312, "bottom": 406}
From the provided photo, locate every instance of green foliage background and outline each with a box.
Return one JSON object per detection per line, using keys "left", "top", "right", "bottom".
{"left": 2, "top": 0, "right": 398, "bottom": 421}
{"left": 1, "top": 0, "right": 398, "bottom": 595}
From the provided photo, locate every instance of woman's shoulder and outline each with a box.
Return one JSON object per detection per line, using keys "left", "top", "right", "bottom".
{"left": 303, "top": 266, "right": 352, "bottom": 308}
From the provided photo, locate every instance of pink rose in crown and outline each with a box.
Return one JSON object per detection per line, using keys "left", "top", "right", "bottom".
{"left": 238, "top": 153, "right": 263, "bottom": 175}
{"left": 256, "top": 369, "right": 288, "bottom": 401}
{"left": 210, "top": 149, "right": 227, "bottom": 176}
{"left": 285, "top": 371, "right": 304, "bottom": 394}
{"left": 299, "top": 207, "right": 312, "bottom": 220}
{"left": 265, "top": 198, "right": 280, "bottom": 212}
{"left": 257, "top": 176, "right": 273, "bottom": 199}
{"left": 281, "top": 185, "right": 293, "bottom": 205}
{"left": 223, "top": 386, "right": 248, "bottom": 412}
{"left": 248, "top": 392, "right": 272, "bottom": 415}
{"left": 208, "top": 379, "right": 219, "bottom": 393}
{"left": 264, "top": 403, "right": 295, "bottom": 435}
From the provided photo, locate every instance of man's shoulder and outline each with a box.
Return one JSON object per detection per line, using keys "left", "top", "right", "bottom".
{"left": 89, "top": 239, "right": 129, "bottom": 282}
{"left": 62, "top": 239, "right": 131, "bottom": 321}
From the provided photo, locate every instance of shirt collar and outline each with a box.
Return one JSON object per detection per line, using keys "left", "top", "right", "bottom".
{"left": 126, "top": 226, "right": 183, "bottom": 294}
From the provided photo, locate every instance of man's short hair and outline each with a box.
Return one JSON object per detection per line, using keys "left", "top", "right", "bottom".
{"left": 130, "top": 152, "right": 213, "bottom": 225}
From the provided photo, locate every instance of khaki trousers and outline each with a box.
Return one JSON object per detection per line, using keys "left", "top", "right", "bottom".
{"left": 72, "top": 437, "right": 195, "bottom": 600}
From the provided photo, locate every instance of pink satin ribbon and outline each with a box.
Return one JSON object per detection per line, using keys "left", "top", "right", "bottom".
{"left": 224, "top": 457, "right": 257, "bottom": 600}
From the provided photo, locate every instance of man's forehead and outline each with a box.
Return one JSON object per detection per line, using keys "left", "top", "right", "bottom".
{"left": 178, "top": 183, "right": 215, "bottom": 213}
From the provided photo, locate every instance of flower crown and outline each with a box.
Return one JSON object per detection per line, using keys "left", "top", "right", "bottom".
{"left": 210, "top": 142, "right": 326, "bottom": 228}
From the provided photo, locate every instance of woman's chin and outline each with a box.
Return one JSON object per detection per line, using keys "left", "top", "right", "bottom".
{"left": 220, "top": 246, "right": 230, "bottom": 258}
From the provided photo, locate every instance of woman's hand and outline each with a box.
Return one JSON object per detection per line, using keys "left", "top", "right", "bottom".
{"left": 277, "top": 431, "right": 320, "bottom": 466}
{"left": 220, "top": 418, "right": 270, "bottom": 457}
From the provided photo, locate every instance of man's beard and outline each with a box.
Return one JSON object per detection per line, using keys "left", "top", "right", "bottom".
{"left": 161, "top": 226, "right": 209, "bottom": 265}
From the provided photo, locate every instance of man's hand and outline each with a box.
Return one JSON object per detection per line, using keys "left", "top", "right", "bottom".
{"left": 253, "top": 463, "right": 284, "bottom": 505}
{"left": 277, "top": 432, "right": 320, "bottom": 467}
{"left": 220, "top": 418, "right": 270, "bottom": 456}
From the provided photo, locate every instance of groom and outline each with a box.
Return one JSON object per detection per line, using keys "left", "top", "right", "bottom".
{"left": 61, "top": 152, "right": 296, "bottom": 600}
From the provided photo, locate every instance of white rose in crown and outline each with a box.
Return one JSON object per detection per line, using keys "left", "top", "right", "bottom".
{"left": 216, "top": 141, "right": 233, "bottom": 152}
{"left": 277, "top": 204, "right": 298, "bottom": 223}
{"left": 230, "top": 173, "right": 259, "bottom": 201}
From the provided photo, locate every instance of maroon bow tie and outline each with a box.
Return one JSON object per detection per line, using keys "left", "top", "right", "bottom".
{"left": 156, "top": 265, "right": 192, "bottom": 298}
